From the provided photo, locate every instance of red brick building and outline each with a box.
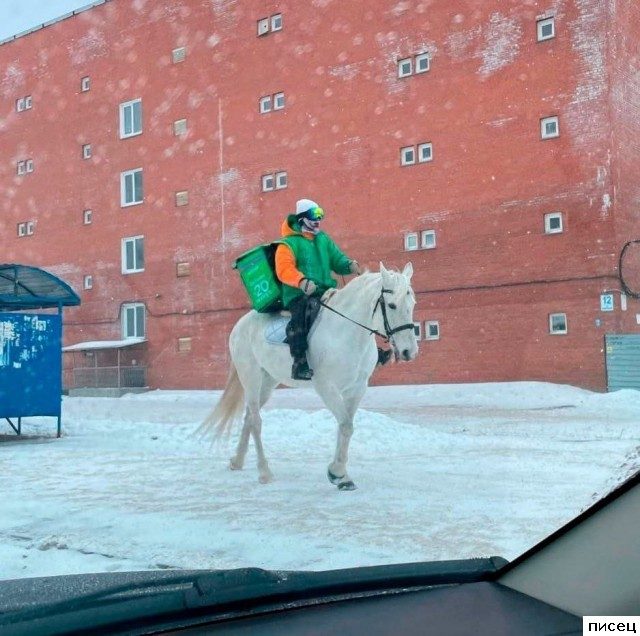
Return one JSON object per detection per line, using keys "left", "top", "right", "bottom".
{"left": 1, "top": 0, "right": 639, "bottom": 391}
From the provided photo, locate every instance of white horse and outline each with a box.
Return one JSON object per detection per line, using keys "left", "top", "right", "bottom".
{"left": 198, "top": 262, "right": 419, "bottom": 490}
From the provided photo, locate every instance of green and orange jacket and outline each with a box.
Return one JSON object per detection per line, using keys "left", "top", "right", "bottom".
{"left": 274, "top": 215, "right": 353, "bottom": 308}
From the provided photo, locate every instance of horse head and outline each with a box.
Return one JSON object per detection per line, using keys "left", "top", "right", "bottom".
{"left": 378, "top": 262, "right": 419, "bottom": 362}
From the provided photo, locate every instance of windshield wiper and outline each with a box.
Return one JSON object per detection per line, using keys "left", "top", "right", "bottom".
{"left": 0, "top": 557, "right": 507, "bottom": 636}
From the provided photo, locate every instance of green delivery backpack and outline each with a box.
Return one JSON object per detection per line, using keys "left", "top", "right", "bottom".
{"left": 233, "top": 243, "right": 283, "bottom": 313}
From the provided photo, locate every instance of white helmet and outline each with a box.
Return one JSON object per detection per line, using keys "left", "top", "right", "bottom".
{"left": 295, "top": 198, "right": 320, "bottom": 216}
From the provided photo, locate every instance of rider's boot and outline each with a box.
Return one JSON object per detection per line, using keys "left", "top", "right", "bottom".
{"left": 377, "top": 347, "right": 392, "bottom": 366}
{"left": 292, "top": 356, "right": 313, "bottom": 381}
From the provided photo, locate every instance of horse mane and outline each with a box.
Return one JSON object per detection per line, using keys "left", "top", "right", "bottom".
{"left": 332, "top": 268, "right": 412, "bottom": 314}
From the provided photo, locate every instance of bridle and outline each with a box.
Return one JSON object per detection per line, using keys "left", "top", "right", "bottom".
{"left": 319, "top": 287, "right": 415, "bottom": 344}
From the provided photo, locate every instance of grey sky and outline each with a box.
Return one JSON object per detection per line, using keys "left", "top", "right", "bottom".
{"left": 0, "top": 0, "right": 95, "bottom": 41}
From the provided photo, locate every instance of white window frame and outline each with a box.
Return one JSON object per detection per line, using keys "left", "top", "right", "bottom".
{"left": 273, "top": 92, "right": 285, "bottom": 110}
{"left": 26, "top": 159, "right": 34, "bottom": 173}
{"left": 121, "top": 236, "right": 145, "bottom": 274}
{"left": 400, "top": 145, "right": 416, "bottom": 166}
{"left": 404, "top": 232, "right": 418, "bottom": 251}
{"left": 17, "top": 222, "right": 27, "bottom": 237}
{"left": 418, "top": 142, "right": 433, "bottom": 163}
{"left": 413, "top": 322, "right": 422, "bottom": 340}
{"left": 541, "top": 116, "right": 559, "bottom": 139}
{"left": 172, "top": 46, "right": 186, "bottom": 63}
{"left": 544, "top": 212, "right": 563, "bottom": 234}
{"left": 415, "top": 53, "right": 430, "bottom": 74}
{"left": 24, "top": 95, "right": 32, "bottom": 109}
{"left": 271, "top": 13, "right": 283, "bottom": 31}
{"left": 81, "top": 76, "right": 91, "bottom": 92}
{"left": 259, "top": 95, "right": 272, "bottom": 113}
{"left": 83, "top": 209, "right": 93, "bottom": 225}
{"left": 537, "top": 17, "right": 555, "bottom": 42}
{"left": 26, "top": 221, "right": 34, "bottom": 235}
{"left": 549, "top": 313, "right": 567, "bottom": 335}
{"left": 421, "top": 229, "right": 436, "bottom": 249}
{"left": 174, "top": 119, "right": 187, "bottom": 136}
{"left": 257, "top": 17, "right": 269, "bottom": 36}
{"left": 425, "top": 320, "right": 440, "bottom": 340}
{"left": 83, "top": 275, "right": 93, "bottom": 290}
{"left": 16, "top": 97, "right": 25, "bottom": 112}
{"left": 122, "top": 302, "right": 146, "bottom": 339}
{"left": 275, "top": 171, "right": 288, "bottom": 189}
{"left": 82, "top": 144, "right": 92, "bottom": 159}
{"left": 398, "top": 58, "right": 412, "bottom": 78}
{"left": 262, "top": 173, "right": 275, "bottom": 191}
{"left": 119, "top": 98, "right": 143, "bottom": 139}
{"left": 17, "top": 161, "right": 26, "bottom": 176}
{"left": 120, "top": 168, "right": 144, "bottom": 207}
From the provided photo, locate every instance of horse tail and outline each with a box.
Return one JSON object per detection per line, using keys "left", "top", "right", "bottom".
{"left": 195, "top": 361, "right": 245, "bottom": 440}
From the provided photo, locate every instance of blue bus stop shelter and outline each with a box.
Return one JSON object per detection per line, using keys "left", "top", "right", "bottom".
{"left": 0, "top": 264, "right": 80, "bottom": 438}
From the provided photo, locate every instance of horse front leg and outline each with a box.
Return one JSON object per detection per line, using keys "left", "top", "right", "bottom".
{"left": 328, "top": 418, "right": 356, "bottom": 491}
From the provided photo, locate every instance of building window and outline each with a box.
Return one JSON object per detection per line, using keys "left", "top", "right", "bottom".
{"left": 24, "top": 95, "right": 32, "bottom": 109}
{"left": 398, "top": 58, "right": 412, "bottom": 78}
{"left": 178, "top": 337, "right": 192, "bottom": 353}
{"left": 537, "top": 17, "right": 555, "bottom": 41}
{"left": 81, "top": 76, "right": 91, "bottom": 92}
{"left": 421, "top": 230, "right": 436, "bottom": 249}
{"left": 16, "top": 97, "right": 25, "bottom": 112}
{"left": 549, "top": 313, "right": 567, "bottom": 335}
{"left": 176, "top": 262, "right": 191, "bottom": 277}
{"left": 415, "top": 53, "right": 430, "bottom": 73}
{"left": 271, "top": 13, "right": 283, "bottom": 31}
{"left": 174, "top": 119, "right": 187, "bottom": 136}
{"left": 273, "top": 92, "right": 285, "bottom": 110}
{"left": 257, "top": 17, "right": 269, "bottom": 36}
{"left": 275, "top": 171, "right": 288, "bottom": 189}
{"left": 122, "top": 302, "right": 145, "bottom": 338}
{"left": 425, "top": 321, "right": 440, "bottom": 340}
{"left": 261, "top": 174, "right": 275, "bottom": 191}
{"left": 17, "top": 161, "right": 26, "bottom": 176}
{"left": 83, "top": 209, "right": 93, "bottom": 225}
{"left": 172, "top": 47, "right": 186, "bottom": 63}
{"left": 26, "top": 221, "right": 34, "bottom": 235}
{"left": 122, "top": 236, "right": 145, "bottom": 274}
{"left": 175, "top": 190, "right": 189, "bottom": 206}
{"left": 17, "top": 222, "right": 26, "bottom": 237}
{"left": 541, "top": 116, "right": 559, "bottom": 139}
{"left": 404, "top": 232, "right": 418, "bottom": 251}
{"left": 120, "top": 99, "right": 143, "bottom": 138}
{"left": 82, "top": 144, "right": 92, "bottom": 159}
{"left": 26, "top": 159, "right": 34, "bottom": 173}
{"left": 413, "top": 322, "right": 422, "bottom": 340}
{"left": 120, "top": 168, "right": 144, "bottom": 206}
{"left": 418, "top": 142, "right": 433, "bottom": 163}
{"left": 544, "top": 212, "right": 563, "bottom": 234}
{"left": 83, "top": 275, "right": 93, "bottom": 290}
{"left": 259, "top": 95, "right": 272, "bottom": 113}
{"left": 400, "top": 146, "right": 415, "bottom": 166}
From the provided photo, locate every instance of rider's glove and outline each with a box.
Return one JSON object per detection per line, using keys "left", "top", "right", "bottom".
{"left": 349, "top": 260, "right": 362, "bottom": 275}
{"left": 299, "top": 278, "right": 317, "bottom": 296}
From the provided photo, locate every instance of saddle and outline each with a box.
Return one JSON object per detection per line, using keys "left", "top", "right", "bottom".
{"left": 263, "top": 297, "right": 322, "bottom": 345}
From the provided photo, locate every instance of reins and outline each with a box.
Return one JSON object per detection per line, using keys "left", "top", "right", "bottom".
{"left": 318, "top": 287, "right": 415, "bottom": 343}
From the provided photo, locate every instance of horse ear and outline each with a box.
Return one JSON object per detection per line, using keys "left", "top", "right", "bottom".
{"left": 379, "top": 262, "right": 392, "bottom": 287}
{"left": 402, "top": 262, "right": 413, "bottom": 281}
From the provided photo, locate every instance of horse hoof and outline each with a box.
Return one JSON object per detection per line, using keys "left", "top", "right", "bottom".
{"left": 259, "top": 472, "right": 274, "bottom": 484}
{"left": 229, "top": 458, "right": 243, "bottom": 471}
{"left": 327, "top": 469, "right": 343, "bottom": 485}
{"left": 338, "top": 481, "right": 357, "bottom": 491}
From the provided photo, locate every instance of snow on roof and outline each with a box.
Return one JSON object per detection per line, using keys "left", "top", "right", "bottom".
{"left": 62, "top": 338, "right": 146, "bottom": 351}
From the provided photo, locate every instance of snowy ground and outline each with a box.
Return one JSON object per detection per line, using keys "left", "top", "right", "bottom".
{"left": 1, "top": 382, "right": 639, "bottom": 581}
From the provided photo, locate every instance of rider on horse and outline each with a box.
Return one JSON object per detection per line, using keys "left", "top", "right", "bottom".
{"left": 274, "top": 198, "right": 391, "bottom": 381}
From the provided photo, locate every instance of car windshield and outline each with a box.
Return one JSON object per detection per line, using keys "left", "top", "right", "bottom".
{"left": 1, "top": 0, "right": 639, "bottom": 592}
